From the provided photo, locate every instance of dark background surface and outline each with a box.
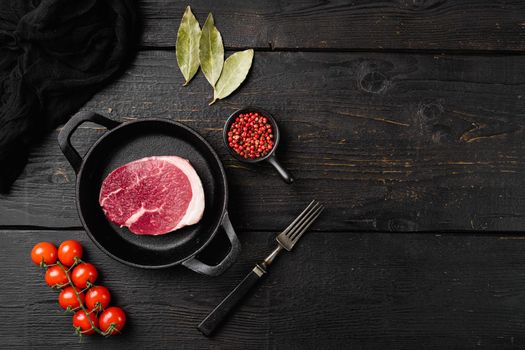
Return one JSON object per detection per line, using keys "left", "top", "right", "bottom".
{"left": 1, "top": 1, "right": 525, "bottom": 349}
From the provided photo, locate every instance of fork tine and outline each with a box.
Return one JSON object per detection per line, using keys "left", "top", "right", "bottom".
{"left": 284, "top": 201, "right": 320, "bottom": 239}
{"left": 282, "top": 200, "right": 318, "bottom": 237}
{"left": 287, "top": 202, "right": 322, "bottom": 239}
{"left": 287, "top": 201, "right": 321, "bottom": 234}
{"left": 289, "top": 205, "right": 324, "bottom": 243}
{"left": 290, "top": 207, "right": 324, "bottom": 245}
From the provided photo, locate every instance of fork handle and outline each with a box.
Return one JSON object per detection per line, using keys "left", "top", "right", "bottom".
{"left": 198, "top": 265, "right": 266, "bottom": 336}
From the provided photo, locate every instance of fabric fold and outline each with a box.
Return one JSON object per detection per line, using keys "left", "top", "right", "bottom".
{"left": 0, "top": 0, "right": 137, "bottom": 192}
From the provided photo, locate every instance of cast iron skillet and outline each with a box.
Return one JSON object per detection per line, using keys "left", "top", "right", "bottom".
{"left": 58, "top": 111, "right": 240, "bottom": 276}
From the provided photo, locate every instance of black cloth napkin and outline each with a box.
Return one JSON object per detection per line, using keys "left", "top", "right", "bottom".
{"left": 0, "top": 0, "right": 137, "bottom": 192}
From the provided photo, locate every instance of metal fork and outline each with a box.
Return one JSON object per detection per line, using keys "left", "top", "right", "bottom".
{"left": 198, "top": 200, "right": 325, "bottom": 336}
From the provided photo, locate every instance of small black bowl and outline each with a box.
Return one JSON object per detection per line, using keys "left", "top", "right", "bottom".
{"left": 223, "top": 107, "right": 294, "bottom": 184}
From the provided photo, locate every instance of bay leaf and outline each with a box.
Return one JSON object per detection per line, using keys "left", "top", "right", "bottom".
{"left": 210, "top": 49, "right": 254, "bottom": 105}
{"left": 199, "top": 13, "right": 224, "bottom": 87}
{"left": 176, "top": 6, "right": 201, "bottom": 85}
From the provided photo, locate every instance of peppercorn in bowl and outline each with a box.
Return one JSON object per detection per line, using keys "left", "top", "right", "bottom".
{"left": 225, "top": 109, "right": 276, "bottom": 160}
{"left": 223, "top": 107, "right": 294, "bottom": 183}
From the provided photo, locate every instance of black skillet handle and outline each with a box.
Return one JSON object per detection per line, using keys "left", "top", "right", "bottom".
{"left": 58, "top": 111, "right": 121, "bottom": 173}
{"left": 266, "top": 154, "right": 294, "bottom": 184}
{"left": 182, "top": 212, "right": 241, "bottom": 276}
{"left": 198, "top": 265, "right": 265, "bottom": 336}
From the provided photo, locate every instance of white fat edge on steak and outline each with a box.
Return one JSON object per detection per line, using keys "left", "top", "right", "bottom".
{"left": 157, "top": 156, "right": 205, "bottom": 230}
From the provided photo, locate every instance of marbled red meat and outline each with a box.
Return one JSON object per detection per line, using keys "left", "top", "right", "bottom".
{"left": 99, "top": 156, "right": 205, "bottom": 235}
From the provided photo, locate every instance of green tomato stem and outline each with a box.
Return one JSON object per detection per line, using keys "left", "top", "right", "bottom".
{"left": 57, "top": 261, "right": 104, "bottom": 336}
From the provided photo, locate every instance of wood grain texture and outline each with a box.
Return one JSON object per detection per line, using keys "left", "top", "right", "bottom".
{"left": 1, "top": 50, "right": 525, "bottom": 232}
{"left": 138, "top": 0, "right": 525, "bottom": 51}
{"left": 2, "top": 2, "right": 524, "bottom": 349}
{"left": 2, "top": 230, "right": 525, "bottom": 349}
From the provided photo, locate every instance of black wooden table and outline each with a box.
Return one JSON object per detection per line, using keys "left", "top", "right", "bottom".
{"left": 2, "top": 1, "right": 525, "bottom": 349}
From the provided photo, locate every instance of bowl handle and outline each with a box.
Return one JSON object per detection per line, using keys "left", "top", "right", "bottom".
{"left": 58, "top": 111, "right": 121, "bottom": 173}
{"left": 182, "top": 212, "right": 241, "bottom": 276}
{"left": 267, "top": 154, "right": 294, "bottom": 184}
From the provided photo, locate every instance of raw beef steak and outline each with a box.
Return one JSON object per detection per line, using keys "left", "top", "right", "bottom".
{"left": 99, "top": 156, "right": 205, "bottom": 235}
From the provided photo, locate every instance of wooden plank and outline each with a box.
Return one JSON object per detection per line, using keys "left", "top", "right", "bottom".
{"left": 2, "top": 230, "right": 525, "bottom": 349}
{"left": 2, "top": 51, "right": 525, "bottom": 231}
{"left": 138, "top": 0, "right": 525, "bottom": 51}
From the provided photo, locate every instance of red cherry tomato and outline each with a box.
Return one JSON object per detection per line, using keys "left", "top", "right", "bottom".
{"left": 72, "top": 310, "right": 98, "bottom": 336}
{"left": 45, "top": 265, "right": 68, "bottom": 287}
{"left": 86, "top": 286, "right": 111, "bottom": 311}
{"left": 31, "top": 242, "right": 57, "bottom": 265}
{"left": 71, "top": 263, "right": 98, "bottom": 289}
{"left": 58, "top": 240, "right": 83, "bottom": 266}
{"left": 58, "top": 286, "right": 85, "bottom": 310}
{"left": 99, "top": 307, "right": 126, "bottom": 335}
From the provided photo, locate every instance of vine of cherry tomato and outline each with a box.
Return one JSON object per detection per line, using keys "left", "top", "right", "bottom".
{"left": 58, "top": 240, "right": 83, "bottom": 266}
{"left": 73, "top": 310, "right": 99, "bottom": 336}
{"left": 72, "top": 263, "right": 98, "bottom": 289}
{"left": 86, "top": 286, "right": 111, "bottom": 311}
{"left": 99, "top": 306, "right": 127, "bottom": 335}
{"left": 58, "top": 286, "right": 85, "bottom": 310}
{"left": 31, "top": 242, "right": 58, "bottom": 266}
{"left": 45, "top": 265, "right": 68, "bottom": 287}
{"left": 30, "top": 240, "right": 126, "bottom": 337}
